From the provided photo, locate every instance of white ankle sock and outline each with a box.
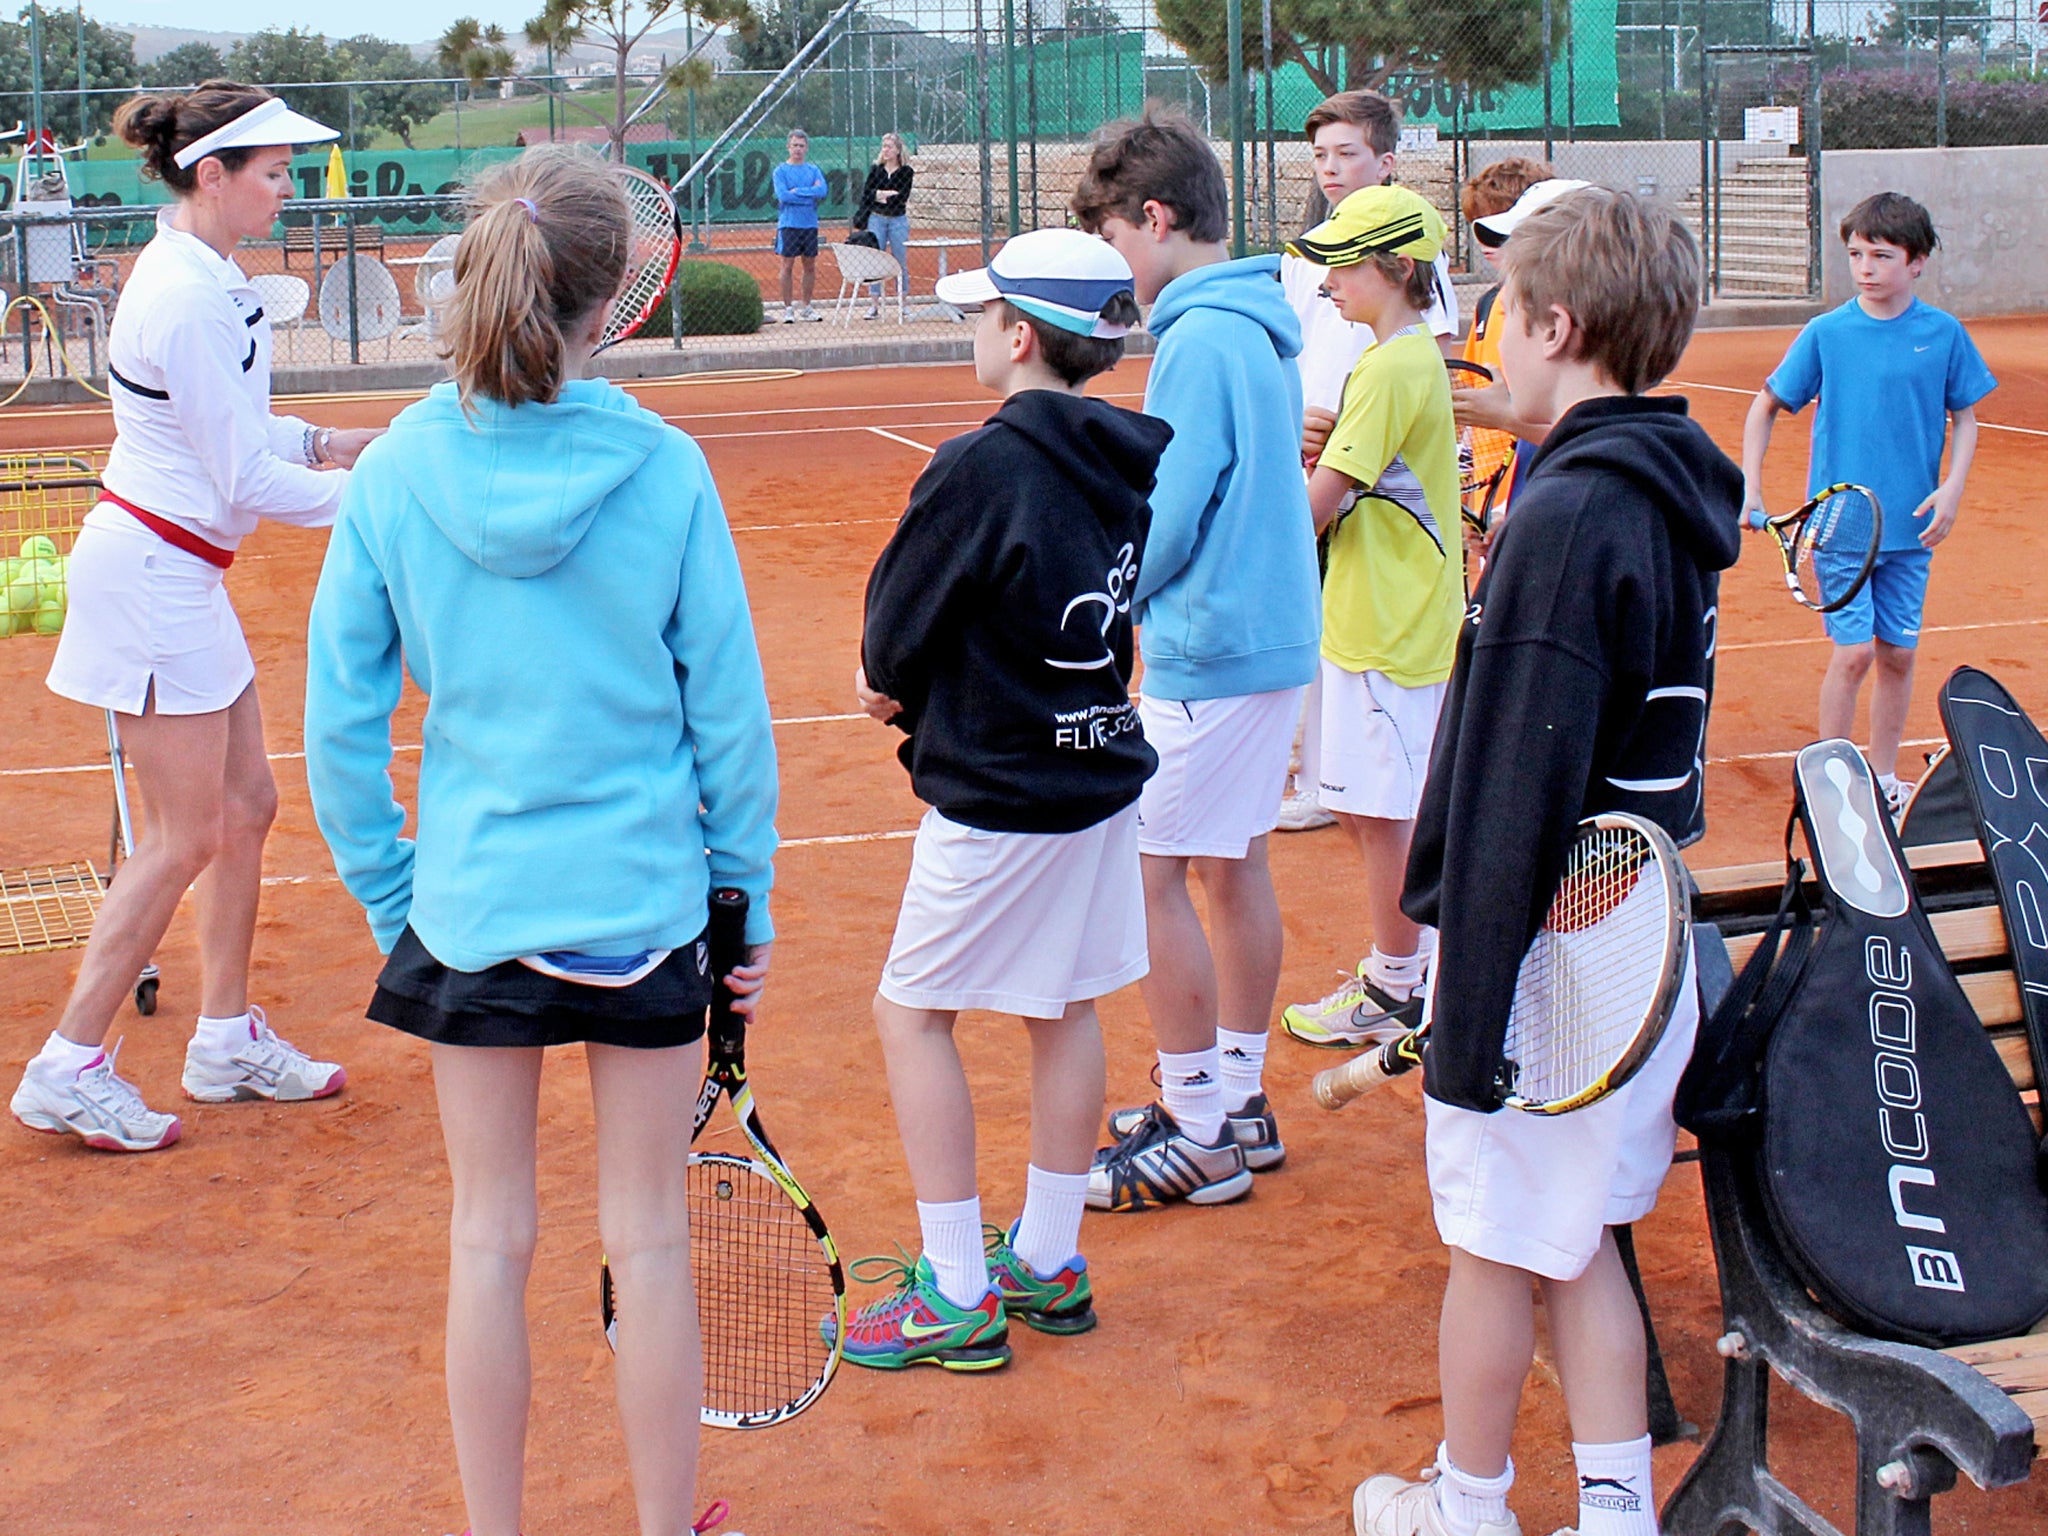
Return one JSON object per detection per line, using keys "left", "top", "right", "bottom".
{"left": 34, "top": 1031, "right": 101, "bottom": 1075}
{"left": 1364, "top": 946, "right": 1428, "bottom": 1000}
{"left": 1434, "top": 1444, "right": 1514, "bottom": 1536}
{"left": 1215, "top": 1028, "right": 1267, "bottom": 1109}
{"left": 1011, "top": 1165, "right": 1089, "bottom": 1277}
{"left": 1571, "top": 1435, "right": 1656, "bottom": 1536}
{"left": 1157, "top": 1046, "right": 1225, "bottom": 1144}
{"left": 193, "top": 1012, "right": 254, "bottom": 1055}
{"left": 916, "top": 1195, "right": 988, "bottom": 1309}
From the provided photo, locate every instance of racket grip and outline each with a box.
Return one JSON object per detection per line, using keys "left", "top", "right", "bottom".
{"left": 1745, "top": 509, "right": 1768, "bottom": 530}
{"left": 1311, "top": 1035, "right": 1419, "bottom": 1110}
{"left": 707, "top": 887, "right": 750, "bottom": 978}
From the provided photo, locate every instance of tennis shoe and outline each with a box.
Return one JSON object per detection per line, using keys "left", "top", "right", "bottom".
{"left": 800, "top": 306, "right": 825, "bottom": 322}
{"left": 1086, "top": 1102, "right": 1252, "bottom": 1212}
{"left": 1353, "top": 1471, "right": 1521, "bottom": 1536}
{"left": 181, "top": 1007, "right": 346, "bottom": 1104}
{"left": 11, "top": 1040, "right": 180, "bottom": 1152}
{"left": 1282, "top": 970, "right": 1421, "bottom": 1049}
{"left": 825, "top": 1251, "right": 1011, "bottom": 1371}
{"left": 1105, "top": 1093, "right": 1285, "bottom": 1172}
{"left": 1276, "top": 788, "right": 1337, "bottom": 832}
{"left": 984, "top": 1221, "right": 1096, "bottom": 1335}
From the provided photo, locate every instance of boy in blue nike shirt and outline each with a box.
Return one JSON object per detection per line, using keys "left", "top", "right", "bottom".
{"left": 1072, "top": 109, "right": 1323, "bottom": 1211}
{"left": 1742, "top": 192, "right": 1996, "bottom": 813}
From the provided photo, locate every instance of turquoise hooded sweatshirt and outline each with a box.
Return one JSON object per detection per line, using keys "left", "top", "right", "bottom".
{"left": 304, "top": 378, "right": 778, "bottom": 971}
{"left": 1135, "top": 254, "right": 1322, "bottom": 701}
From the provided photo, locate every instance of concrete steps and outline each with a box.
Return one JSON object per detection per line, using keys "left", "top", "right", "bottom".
{"left": 1679, "top": 155, "right": 1812, "bottom": 297}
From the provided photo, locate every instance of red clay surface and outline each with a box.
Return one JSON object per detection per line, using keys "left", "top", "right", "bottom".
{"left": 1, "top": 318, "right": 2045, "bottom": 1535}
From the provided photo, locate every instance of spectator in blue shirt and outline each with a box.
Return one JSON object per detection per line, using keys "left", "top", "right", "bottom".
{"left": 773, "top": 129, "right": 829, "bottom": 322}
{"left": 1741, "top": 192, "right": 1997, "bottom": 814}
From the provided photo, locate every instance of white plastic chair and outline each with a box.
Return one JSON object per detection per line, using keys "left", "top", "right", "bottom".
{"left": 411, "top": 233, "right": 461, "bottom": 340}
{"left": 249, "top": 273, "right": 311, "bottom": 364}
{"left": 318, "top": 255, "right": 403, "bottom": 362}
{"left": 826, "top": 241, "right": 904, "bottom": 325}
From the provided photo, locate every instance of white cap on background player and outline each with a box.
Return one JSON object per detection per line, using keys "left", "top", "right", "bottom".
{"left": 935, "top": 227, "right": 1137, "bottom": 338}
{"left": 173, "top": 96, "right": 339, "bottom": 169}
{"left": 1472, "top": 177, "right": 1596, "bottom": 247}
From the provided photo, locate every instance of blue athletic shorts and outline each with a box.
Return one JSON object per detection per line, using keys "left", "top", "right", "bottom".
{"left": 1820, "top": 546, "right": 1932, "bottom": 649}
{"left": 776, "top": 226, "right": 819, "bottom": 258}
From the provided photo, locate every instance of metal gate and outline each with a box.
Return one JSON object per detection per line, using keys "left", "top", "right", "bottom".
{"left": 1700, "top": 27, "right": 1822, "bottom": 300}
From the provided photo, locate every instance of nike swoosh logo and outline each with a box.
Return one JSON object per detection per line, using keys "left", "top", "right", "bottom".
{"left": 900, "top": 1314, "right": 968, "bottom": 1341}
{"left": 1914, "top": 345, "right": 1931, "bottom": 352}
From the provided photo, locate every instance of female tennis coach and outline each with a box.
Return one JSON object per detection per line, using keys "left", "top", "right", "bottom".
{"left": 9, "top": 81, "right": 380, "bottom": 1153}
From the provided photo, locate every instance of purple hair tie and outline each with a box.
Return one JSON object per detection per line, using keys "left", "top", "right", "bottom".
{"left": 513, "top": 196, "right": 539, "bottom": 224}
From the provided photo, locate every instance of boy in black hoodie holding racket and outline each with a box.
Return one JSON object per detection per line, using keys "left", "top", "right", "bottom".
{"left": 1349, "top": 189, "right": 1743, "bottom": 1536}
{"left": 842, "top": 228, "right": 1171, "bottom": 1372}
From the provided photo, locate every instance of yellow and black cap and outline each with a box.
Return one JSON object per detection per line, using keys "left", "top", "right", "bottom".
{"left": 1286, "top": 184, "right": 1445, "bottom": 269}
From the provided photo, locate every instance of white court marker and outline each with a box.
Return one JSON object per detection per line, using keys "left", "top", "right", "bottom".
{"left": 865, "top": 426, "right": 941, "bottom": 455}
{"left": 1667, "top": 378, "right": 2047, "bottom": 438}
{"left": 1721, "top": 614, "right": 2048, "bottom": 651}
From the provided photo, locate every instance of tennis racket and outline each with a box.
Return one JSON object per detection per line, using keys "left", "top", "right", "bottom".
{"left": 594, "top": 165, "right": 684, "bottom": 354}
{"left": 1448, "top": 359, "right": 1516, "bottom": 535}
{"left": 1745, "top": 482, "right": 1884, "bottom": 615}
{"left": 1313, "top": 812, "right": 1692, "bottom": 1115}
{"left": 599, "top": 888, "right": 845, "bottom": 1429}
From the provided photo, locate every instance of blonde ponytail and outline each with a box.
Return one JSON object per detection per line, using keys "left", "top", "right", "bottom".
{"left": 440, "top": 146, "right": 633, "bottom": 410}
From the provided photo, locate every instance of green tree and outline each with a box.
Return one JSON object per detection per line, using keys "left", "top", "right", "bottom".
{"left": 436, "top": 17, "right": 516, "bottom": 102}
{"left": 141, "top": 40, "right": 227, "bottom": 88}
{"left": 1154, "top": 0, "right": 1556, "bottom": 99}
{"left": 337, "top": 34, "right": 445, "bottom": 150}
{"left": 0, "top": 12, "right": 139, "bottom": 139}
{"left": 524, "top": 0, "right": 757, "bottom": 161}
{"left": 729, "top": 0, "right": 834, "bottom": 71}
{"left": 228, "top": 28, "right": 352, "bottom": 128}
{"left": 1875, "top": 0, "right": 1992, "bottom": 49}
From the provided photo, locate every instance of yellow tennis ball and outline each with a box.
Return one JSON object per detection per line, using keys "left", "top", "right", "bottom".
{"left": 31, "top": 595, "right": 63, "bottom": 635}
{"left": 20, "top": 534, "right": 57, "bottom": 560}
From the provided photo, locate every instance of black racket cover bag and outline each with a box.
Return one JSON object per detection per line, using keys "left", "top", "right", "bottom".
{"left": 1756, "top": 740, "right": 2048, "bottom": 1346}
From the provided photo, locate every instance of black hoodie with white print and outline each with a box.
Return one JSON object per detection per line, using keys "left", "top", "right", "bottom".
{"left": 862, "top": 389, "right": 1173, "bottom": 833}
{"left": 1402, "top": 394, "right": 1745, "bottom": 1112}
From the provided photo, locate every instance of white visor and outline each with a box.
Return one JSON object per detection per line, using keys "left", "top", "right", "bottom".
{"left": 173, "top": 97, "right": 339, "bottom": 170}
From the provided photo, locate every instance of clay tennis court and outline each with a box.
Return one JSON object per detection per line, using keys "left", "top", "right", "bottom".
{"left": 1, "top": 317, "right": 2044, "bottom": 1535}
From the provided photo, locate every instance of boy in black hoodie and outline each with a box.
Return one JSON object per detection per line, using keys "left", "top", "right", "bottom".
{"left": 844, "top": 229, "right": 1171, "bottom": 1372}
{"left": 1350, "top": 189, "right": 1742, "bottom": 1536}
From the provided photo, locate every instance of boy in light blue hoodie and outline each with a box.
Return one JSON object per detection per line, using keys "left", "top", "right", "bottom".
{"left": 302, "top": 148, "right": 774, "bottom": 1536}
{"left": 1073, "top": 109, "right": 1323, "bottom": 1211}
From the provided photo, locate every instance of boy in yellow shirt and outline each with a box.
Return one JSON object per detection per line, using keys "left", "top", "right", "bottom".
{"left": 1281, "top": 185, "right": 1465, "bottom": 1049}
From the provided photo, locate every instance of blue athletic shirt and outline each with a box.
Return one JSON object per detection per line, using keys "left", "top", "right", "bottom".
{"left": 1766, "top": 297, "right": 1996, "bottom": 551}
{"left": 772, "top": 162, "right": 828, "bottom": 229}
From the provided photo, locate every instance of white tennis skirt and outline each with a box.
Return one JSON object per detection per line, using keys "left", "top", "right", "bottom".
{"left": 45, "top": 504, "right": 254, "bottom": 717}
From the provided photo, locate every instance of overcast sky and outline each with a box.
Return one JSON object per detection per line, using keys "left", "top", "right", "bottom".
{"left": 84, "top": 0, "right": 535, "bottom": 48}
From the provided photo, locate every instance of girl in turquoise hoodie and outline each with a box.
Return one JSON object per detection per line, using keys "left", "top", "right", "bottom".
{"left": 304, "top": 147, "right": 777, "bottom": 1536}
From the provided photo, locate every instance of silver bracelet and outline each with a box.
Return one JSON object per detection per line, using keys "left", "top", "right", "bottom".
{"left": 302, "top": 424, "right": 317, "bottom": 465}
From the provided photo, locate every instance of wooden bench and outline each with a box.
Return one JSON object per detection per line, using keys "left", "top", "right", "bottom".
{"left": 280, "top": 222, "right": 384, "bottom": 270}
{"left": 1664, "top": 838, "right": 2046, "bottom": 1536}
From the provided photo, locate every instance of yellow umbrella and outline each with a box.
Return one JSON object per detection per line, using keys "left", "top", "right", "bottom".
{"left": 325, "top": 144, "right": 347, "bottom": 201}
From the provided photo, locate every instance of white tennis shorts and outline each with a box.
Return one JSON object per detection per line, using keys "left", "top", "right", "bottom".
{"left": 1136, "top": 687, "right": 1304, "bottom": 858}
{"left": 1316, "top": 659, "right": 1446, "bottom": 821}
{"left": 880, "top": 803, "right": 1147, "bottom": 1018}
{"left": 45, "top": 505, "right": 254, "bottom": 717}
{"left": 1424, "top": 941, "right": 1701, "bottom": 1282}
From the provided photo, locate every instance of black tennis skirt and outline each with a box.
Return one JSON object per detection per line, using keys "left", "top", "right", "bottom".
{"left": 369, "top": 926, "right": 712, "bottom": 1050}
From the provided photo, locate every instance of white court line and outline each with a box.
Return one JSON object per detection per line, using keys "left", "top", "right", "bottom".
{"left": 694, "top": 418, "right": 981, "bottom": 443}
{"left": 1708, "top": 736, "right": 1941, "bottom": 768}
{"left": 732, "top": 516, "right": 895, "bottom": 532}
{"left": 1721, "top": 614, "right": 2048, "bottom": 651}
{"left": 0, "top": 711, "right": 870, "bottom": 780}
{"left": 1668, "top": 378, "right": 2048, "bottom": 438}
{"left": 866, "top": 426, "right": 941, "bottom": 455}
{"left": 654, "top": 389, "right": 1143, "bottom": 425}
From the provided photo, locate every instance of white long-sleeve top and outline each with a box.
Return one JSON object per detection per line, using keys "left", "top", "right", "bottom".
{"left": 102, "top": 208, "right": 343, "bottom": 548}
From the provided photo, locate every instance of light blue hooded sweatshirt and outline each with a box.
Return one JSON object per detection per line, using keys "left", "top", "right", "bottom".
{"left": 304, "top": 378, "right": 778, "bottom": 971}
{"left": 1135, "top": 254, "right": 1322, "bottom": 700}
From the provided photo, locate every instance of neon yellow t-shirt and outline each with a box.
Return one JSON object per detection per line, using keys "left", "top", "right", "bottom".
{"left": 1319, "top": 328, "right": 1465, "bottom": 687}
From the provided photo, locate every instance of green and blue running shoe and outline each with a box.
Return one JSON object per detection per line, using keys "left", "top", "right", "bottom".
{"left": 822, "top": 1250, "right": 1012, "bottom": 1372}
{"left": 984, "top": 1222, "right": 1097, "bottom": 1336}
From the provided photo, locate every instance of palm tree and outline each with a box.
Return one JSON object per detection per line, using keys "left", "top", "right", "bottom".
{"left": 436, "top": 17, "right": 517, "bottom": 101}
{"left": 524, "top": 0, "right": 756, "bottom": 162}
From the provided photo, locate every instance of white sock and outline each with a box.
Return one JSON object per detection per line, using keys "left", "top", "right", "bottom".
{"left": 193, "top": 1012, "right": 254, "bottom": 1055}
{"left": 33, "top": 1031, "right": 102, "bottom": 1076}
{"left": 916, "top": 1195, "right": 988, "bottom": 1309}
{"left": 1157, "top": 1046, "right": 1226, "bottom": 1145}
{"left": 1434, "top": 1444, "right": 1515, "bottom": 1536}
{"left": 1364, "top": 946, "right": 1428, "bottom": 1000}
{"left": 1011, "top": 1165, "right": 1089, "bottom": 1277}
{"left": 1571, "top": 1435, "right": 1656, "bottom": 1536}
{"left": 1216, "top": 1027, "right": 1267, "bottom": 1109}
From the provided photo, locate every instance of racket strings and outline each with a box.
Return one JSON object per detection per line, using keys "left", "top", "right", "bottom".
{"left": 687, "top": 1158, "right": 836, "bottom": 1420}
{"left": 1503, "top": 827, "right": 1670, "bottom": 1106}
{"left": 1792, "top": 488, "right": 1878, "bottom": 606}
{"left": 602, "top": 177, "right": 682, "bottom": 347}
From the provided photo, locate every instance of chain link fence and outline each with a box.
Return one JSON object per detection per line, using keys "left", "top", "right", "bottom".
{"left": 0, "top": 0, "right": 2039, "bottom": 382}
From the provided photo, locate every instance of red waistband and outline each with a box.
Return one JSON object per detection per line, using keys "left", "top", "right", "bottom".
{"left": 100, "top": 491, "right": 234, "bottom": 570}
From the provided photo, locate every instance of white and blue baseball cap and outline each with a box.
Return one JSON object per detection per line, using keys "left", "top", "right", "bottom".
{"left": 935, "top": 227, "right": 1137, "bottom": 338}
